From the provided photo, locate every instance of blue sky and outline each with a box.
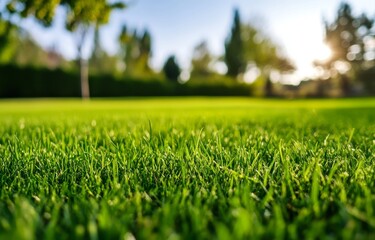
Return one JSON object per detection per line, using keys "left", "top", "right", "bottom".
{"left": 18, "top": 0, "right": 375, "bottom": 82}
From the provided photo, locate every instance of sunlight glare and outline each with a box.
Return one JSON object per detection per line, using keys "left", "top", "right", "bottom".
{"left": 315, "top": 43, "right": 332, "bottom": 61}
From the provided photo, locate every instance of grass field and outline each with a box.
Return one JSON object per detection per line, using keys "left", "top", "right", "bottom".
{"left": 0, "top": 97, "right": 375, "bottom": 239}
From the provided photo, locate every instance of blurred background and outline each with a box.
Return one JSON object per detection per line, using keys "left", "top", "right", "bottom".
{"left": 0, "top": 0, "right": 374, "bottom": 98}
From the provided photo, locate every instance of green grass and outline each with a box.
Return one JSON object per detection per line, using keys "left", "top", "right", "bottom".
{"left": 0, "top": 97, "right": 375, "bottom": 239}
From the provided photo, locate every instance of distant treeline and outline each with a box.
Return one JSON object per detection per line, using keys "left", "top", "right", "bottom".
{"left": 1, "top": 2, "right": 375, "bottom": 99}
{"left": 0, "top": 65, "right": 252, "bottom": 98}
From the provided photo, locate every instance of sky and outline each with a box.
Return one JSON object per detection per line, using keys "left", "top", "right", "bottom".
{"left": 16, "top": 0, "right": 375, "bottom": 83}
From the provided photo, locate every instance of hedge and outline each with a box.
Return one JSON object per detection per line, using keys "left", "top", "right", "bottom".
{"left": 0, "top": 64, "right": 252, "bottom": 98}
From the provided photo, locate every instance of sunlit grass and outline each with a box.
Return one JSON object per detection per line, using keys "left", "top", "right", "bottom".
{"left": 0, "top": 98, "right": 375, "bottom": 239}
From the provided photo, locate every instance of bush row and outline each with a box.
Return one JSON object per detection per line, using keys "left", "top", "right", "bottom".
{"left": 0, "top": 65, "right": 252, "bottom": 98}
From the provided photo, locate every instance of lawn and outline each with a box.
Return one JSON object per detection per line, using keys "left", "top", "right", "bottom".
{"left": 0, "top": 97, "right": 375, "bottom": 239}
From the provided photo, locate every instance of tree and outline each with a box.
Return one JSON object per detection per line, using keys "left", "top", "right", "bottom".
{"left": 11, "top": 34, "right": 70, "bottom": 69}
{"left": 118, "top": 25, "right": 153, "bottom": 77}
{"left": 5, "top": 0, "right": 126, "bottom": 99}
{"left": 119, "top": 25, "right": 137, "bottom": 75}
{"left": 224, "top": 9, "right": 294, "bottom": 88}
{"left": 315, "top": 2, "right": 374, "bottom": 95}
{"left": 63, "top": 1, "right": 126, "bottom": 99}
{"left": 1, "top": 12, "right": 67, "bottom": 68}
{"left": 191, "top": 41, "right": 214, "bottom": 77}
{"left": 163, "top": 55, "right": 181, "bottom": 82}
{"left": 139, "top": 29, "right": 152, "bottom": 73}
{"left": 242, "top": 23, "right": 295, "bottom": 75}
{"left": 224, "top": 9, "right": 245, "bottom": 78}
{"left": 90, "top": 27, "right": 120, "bottom": 74}
{"left": 0, "top": 13, "right": 18, "bottom": 63}
{"left": 323, "top": 3, "right": 373, "bottom": 66}
{"left": 5, "top": 0, "right": 59, "bottom": 26}
{"left": 241, "top": 23, "right": 295, "bottom": 96}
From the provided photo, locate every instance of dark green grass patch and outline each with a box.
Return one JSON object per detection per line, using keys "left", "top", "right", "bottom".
{"left": 0, "top": 98, "right": 375, "bottom": 239}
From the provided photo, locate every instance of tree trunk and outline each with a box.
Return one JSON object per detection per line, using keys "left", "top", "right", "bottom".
{"left": 80, "top": 57, "right": 90, "bottom": 99}
{"left": 76, "top": 25, "right": 90, "bottom": 100}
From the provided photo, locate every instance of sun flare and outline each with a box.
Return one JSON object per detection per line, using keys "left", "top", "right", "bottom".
{"left": 315, "top": 43, "right": 332, "bottom": 61}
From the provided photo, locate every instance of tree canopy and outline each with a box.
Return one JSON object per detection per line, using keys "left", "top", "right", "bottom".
{"left": 224, "top": 9, "right": 245, "bottom": 78}
{"left": 315, "top": 2, "right": 374, "bottom": 73}
{"left": 119, "top": 25, "right": 153, "bottom": 77}
{"left": 4, "top": 0, "right": 126, "bottom": 99}
{"left": 224, "top": 9, "right": 294, "bottom": 85}
{"left": 163, "top": 55, "right": 181, "bottom": 82}
{"left": 5, "top": 0, "right": 126, "bottom": 29}
{"left": 242, "top": 23, "right": 295, "bottom": 75}
{"left": 191, "top": 41, "right": 214, "bottom": 77}
{"left": 0, "top": 14, "right": 18, "bottom": 63}
{"left": 314, "top": 2, "right": 375, "bottom": 95}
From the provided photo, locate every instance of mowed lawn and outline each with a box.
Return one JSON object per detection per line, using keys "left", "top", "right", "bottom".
{"left": 0, "top": 97, "right": 375, "bottom": 239}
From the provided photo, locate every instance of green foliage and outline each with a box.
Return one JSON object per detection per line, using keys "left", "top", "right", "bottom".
{"left": 191, "top": 41, "right": 215, "bottom": 77}
{"left": 323, "top": 3, "right": 373, "bottom": 67}
{"left": 163, "top": 55, "right": 181, "bottom": 82}
{"left": 224, "top": 9, "right": 245, "bottom": 78}
{"left": 60, "top": 0, "right": 126, "bottom": 99}
{"left": 12, "top": 36, "right": 51, "bottom": 66}
{"left": 118, "top": 25, "right": 153, "bottom": 77}
{"left": 6, "top": 0, "right": 60, "bottom": 26}
{"left": 4, "top": 0, "right": 126, "bottom": 99}
{"left": 0, "top": 64, "right": 251, "bottom": 97}
{"left": 4, "top": 0, "right": 126, "bottom": 29}
{"left": 62, "top": 0, "right": 126, "bottom": 31}
{"left": 224, "top": 8, "right": 294, "bottom": 90}
{"left": 0, "top": 98, "right": 374, "bottom": 239}
{"left": 0, "top": 15, "right": 18, "bottom": 63}
{"left": 0, "top": 16, "right": 71, "bottom": 68}
{"left": 12, "top": 36, "right": 72, "bottom": 69}
{"left": 357, "top": 66, "right": 375, "bottom": 95}
{"left": 314, "top": 2, "right": 375, "bottom": 96}
{"left": 241, "top": 24, "right": 295, "bottom": 96}
{"left": 90, "top": 28, "right": 120, "bottom": 75}
{"left": 0, "top": 64, "right": 80, "bottom": 97}
{"left": 242, "top": 24, "right": 295, "bottom": 74}
{"left": 189, "top": 73, "right": 234, "bottom": 84}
